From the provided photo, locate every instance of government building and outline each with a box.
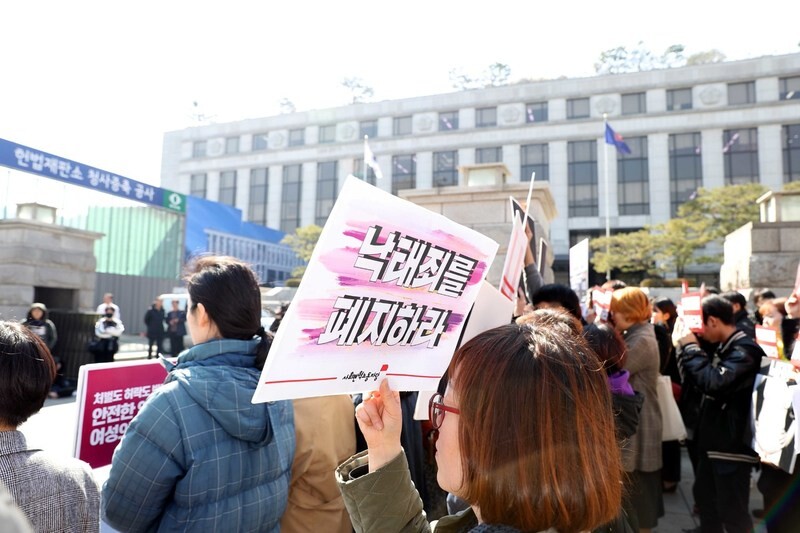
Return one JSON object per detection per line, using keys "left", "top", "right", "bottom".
{"left": 160, "top": 53, "right": 800, "bottom": 278}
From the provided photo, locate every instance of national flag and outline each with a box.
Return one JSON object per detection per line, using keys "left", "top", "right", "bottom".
{"left": 363, "top": 137, "right": 384, "bottom": 180}
{"left": 605, "top": 123, "right": 631, "bottom": 154}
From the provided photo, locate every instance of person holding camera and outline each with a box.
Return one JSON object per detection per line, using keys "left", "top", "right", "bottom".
{"left": 91, "top": 306, "right": 125, "bottom": 363}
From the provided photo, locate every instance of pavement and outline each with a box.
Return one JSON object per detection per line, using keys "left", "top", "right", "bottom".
{"left": 22, "top": 336, "right": 769, "bottom": 532}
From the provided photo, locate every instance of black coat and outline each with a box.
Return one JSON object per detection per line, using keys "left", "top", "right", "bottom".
{"left": 679, "top": 330, "right": 764, "bottom": 461}
{"left": 143, "top": 307, "right": 166, "bottom": 338}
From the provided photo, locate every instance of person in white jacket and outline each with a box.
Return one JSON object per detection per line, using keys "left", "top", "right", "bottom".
{"left": 92, "top": 306, "right": 124, "bottom": 363}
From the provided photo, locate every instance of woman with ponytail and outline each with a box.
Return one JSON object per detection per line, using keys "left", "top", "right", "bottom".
{"left": 102, "top": 256, "right": 295, "bottom": 532}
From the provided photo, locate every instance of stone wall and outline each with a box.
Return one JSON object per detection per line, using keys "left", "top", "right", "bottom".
{"left": 0, "top": 219, "right": 103, "bottom": 319}
{"left": 400, "top": 182, "right": 558, "bottom": 288}
{"left": 720, "top": 221, "right": 800, "bottom": 295}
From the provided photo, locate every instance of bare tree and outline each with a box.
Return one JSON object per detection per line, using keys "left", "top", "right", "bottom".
{"left": 449, "top": 63, "right": 512, "bottom": 90}
{"left": 686, "top": 49, "right": 727, "bottom": 65}
{"left": 485, "top": 63, "right": 511, "bottom": 86}
{"left": 595, "top": 42, "right": 686, "bottom": 74}
{"left": 279, "top": 98, "right": 296, "bottom": 114}
{"left": 342, "top": 77, "right": 374, "bottom": 104}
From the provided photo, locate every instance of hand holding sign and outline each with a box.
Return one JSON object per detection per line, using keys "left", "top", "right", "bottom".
{"left": 681, "top": 292, "right": 705, "bottom": 334}
{"left": 356, "top": 379, "right": 403, "bottom": 472}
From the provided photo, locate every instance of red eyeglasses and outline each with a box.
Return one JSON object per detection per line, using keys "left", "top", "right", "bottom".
{"left": 428, "top": 393, "right": 460, "bottom": 430}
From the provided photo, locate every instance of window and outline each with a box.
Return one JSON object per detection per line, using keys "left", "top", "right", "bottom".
{"left": 252, "top": 133, "right": 269, "bottom": 151}
{"left": 621, "top": 93, "right": 646, "bottom": 115}
{"left": 360, "top": 120, "right": 378, "bottom": 139}
{"left": 617, "top": 137, "right": 649, "bottom": 215}
{"left": 439, "top": 111, "right": 459, "bottom": 131}
{"left": 281, "top": 165, "right": 302, "bottom": 232}
{"left": 353, "top": 158, "right": 377, "bottom": 186}
{"left": 667, "top": 88, "right": 692, "bottom": 111}
{"left": 393, "top": 116, "right": 412, "bottom": 136}
{"left": 319, "top": 125, "right": 336, "bottom": 144}
{"left": 225, "top": 137, "right": 239, "bottom": 154}
{"left": 189, "top": 173, "right": 207, "bottom": 198}
{"left": 192, "top": 140, "right": 206, "bottom": 158}
{"left": 476, "top": 147, "right": 502, "bottom": 164}
{"left": 567, "top": 98, "right": 590, "bottom": 119}
{"left": 433, "top": 151, "right": 458, "bottom": 186}
{"left": 728, "top": 82, "right": 755, "bottom": 105}
{"left": 316, "top": 162, "right": 338, "bottom": 226}
{"left": 783, "top": 124, "right": 800, "bottom": 183}
{"left": 476, "top": 107, "right": 497, "bottom": 128}
{"left": 568, "top": 140, "right": 598, "bottom": 216}
{"left": 723, "top": 128, "right": 759, "bottom": 185}
{"left": 391, "top": 154, "right": 416, "bottom": 195}
{"left": 521, "top": 144, "right": 549, "bottom": 181}
{"left": 525, "top": 102, "right": 548, "bottom": 123}
{"left": 218, "top": 170, "right": 237, "bottom": 207}
{"left": 288, "top": 128, "right": 305, "bottom": 147}
{"left": 780, "top": 76, "right": 800, "bottom": 100}
{"left": 248, "top": 168, "right": 269, "bottom": 226}
{"left": 669, "top": 133, "right": 702, "bottom": 216}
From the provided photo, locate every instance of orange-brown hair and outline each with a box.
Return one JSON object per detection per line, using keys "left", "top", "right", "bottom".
{"left": 448, "top": 310, "right": 622, "bottom": 531}
{"left": 610, "top": 287, "right": 651, "bottom": 323}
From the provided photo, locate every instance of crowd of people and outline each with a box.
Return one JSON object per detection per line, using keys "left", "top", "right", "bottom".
{"left": 2, "top": 251, "right": 799, "bottom": 532}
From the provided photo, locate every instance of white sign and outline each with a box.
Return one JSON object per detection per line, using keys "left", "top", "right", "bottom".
{"left": 253, "top": 176, "right": 498, "bottom": 402}
{"left": 569, "top": 238, "right": 590, "bottom": 304}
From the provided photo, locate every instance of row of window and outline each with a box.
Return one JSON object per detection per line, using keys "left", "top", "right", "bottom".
{"left": 190, "top": 77, "right": 800, "bottom": 158}
{"left": 189, "top": 124, "right": 800, "bottom": 232}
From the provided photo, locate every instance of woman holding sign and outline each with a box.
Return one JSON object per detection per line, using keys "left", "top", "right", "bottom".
{"left": 102, "top": 256, "right": 295, "bottom": 532}
{"left": 336, "top": 310, "right": 623, "bottom": 532}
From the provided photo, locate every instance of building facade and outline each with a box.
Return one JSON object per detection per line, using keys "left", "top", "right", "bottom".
{"left": 161, "top": 53, "right": 800, "bottom": 275}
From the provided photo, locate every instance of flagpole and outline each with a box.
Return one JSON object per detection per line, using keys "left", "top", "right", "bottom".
{"left": 523, "top": 172, "right": 536, "bottom": 222}
{"left": 603, "top": 113, "right": 611, "bottom": 281}
{"left": 363, "top": 135, "right": 368, "bottom": 180}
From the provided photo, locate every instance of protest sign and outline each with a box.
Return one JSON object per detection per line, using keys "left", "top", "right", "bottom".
{"left": 509, "top": 197, "right": 536, "bottom": 241}
{"left": 499, "top": 217, "right": 527, "bottom": 301}
{"left": 537, "top": 238, "right": 548, "bottom": 277}
{"left": 413, "top": 281, "right": 514, "bottom": 420}
{"left": 756, "top": 324, "right": 782, "bottom": 360}
{"left": 74, "top": 359, "right": 167, "bottom": 469}
{"left": 569, "top": 239, "right": 590, "bottom": 306}
{"left": 767, "top": 358, "right": 797, "bottom": 380}
{"left": 753, "top": 374, "right": 799, "bottom": 473}
{"left": 681, "top": 292, "right": 704, "bottom": 334}
{"left": 253, "top": 176, "right": 498, "bottom": 402}
{"left": 593, "top": 288, "right": 614, "bottom": 322}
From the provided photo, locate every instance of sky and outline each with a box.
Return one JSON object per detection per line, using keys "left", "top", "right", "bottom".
{"left": 1, "top": 0, "right": 798, "bottom": 189}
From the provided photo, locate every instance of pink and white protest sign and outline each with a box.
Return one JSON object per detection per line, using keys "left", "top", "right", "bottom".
{"left": 253, "top": 176, "right": 498, "bottom": 402}
{"left": 413, "top": 281, "right": 514, "bottom": 420}
{"left": 74, "top": 359, "right": 167, "bottom": 469}
{"left": 756, "top": 324, "right": 782, "bottom": 360}
{"left": 681, "top": 292, "right": 704, "bottom": 334}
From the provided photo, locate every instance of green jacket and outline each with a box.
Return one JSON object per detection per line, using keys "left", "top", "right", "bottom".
{"left": 336, "top": 451, "right": 628, "bottom": 533}
{"left": 336, "top": 450, "right": 478, "bottom": 533}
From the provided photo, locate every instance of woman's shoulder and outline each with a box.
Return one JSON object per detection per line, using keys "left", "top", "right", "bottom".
{"left": 25, "top": 450, "right": 98, "bottom": 490}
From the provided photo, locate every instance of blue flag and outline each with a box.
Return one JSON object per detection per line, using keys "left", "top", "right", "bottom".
{"left": 605, "top": 123, "right": 631, "bottom": 154}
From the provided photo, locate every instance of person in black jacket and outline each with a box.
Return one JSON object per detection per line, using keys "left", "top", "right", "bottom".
{"left": 143, "top": 299, "right": 166, "bottom": 359}
{"left": 677, "top": 295, "right": 765, "bottom": 533}
{"left": 722, "top": 291, "right": 756, "bottom": 339}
